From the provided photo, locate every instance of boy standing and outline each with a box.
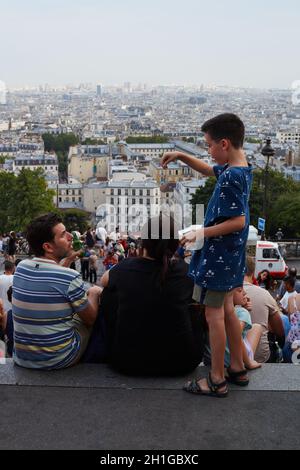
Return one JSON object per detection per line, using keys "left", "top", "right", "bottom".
{"left": 162, "top": 114, "right": 252, "bottom": 397}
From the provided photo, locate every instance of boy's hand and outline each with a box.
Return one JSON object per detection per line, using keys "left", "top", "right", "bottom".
{"left": 161, "top": 152, "right": 180, "bottom": 169}
{"left": 181, "top": 227, "right": 204, "bottom": 249}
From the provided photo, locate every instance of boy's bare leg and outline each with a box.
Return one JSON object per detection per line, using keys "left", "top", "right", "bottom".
{"left": 224, "top": 290, "right": 245, "bottom": 373}
{"left": 198, "top": 306, "right": 227, "bottom": 392}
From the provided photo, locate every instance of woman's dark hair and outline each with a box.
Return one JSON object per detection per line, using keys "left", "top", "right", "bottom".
{"left": 257, "top": 269, "right": 273, "bottom": 291}
{"left": 141, "top": 213, "right": 179, "bottom": 285}
{"left": 26, "top": 213, "right": 63, "bottom": 257}
{"left": 201, "top": 113, "right": 245, "bottom": 149}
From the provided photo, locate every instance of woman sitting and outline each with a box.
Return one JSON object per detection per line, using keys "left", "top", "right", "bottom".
{"left": 100, "top": 213, "right": 204, "bottom": 376}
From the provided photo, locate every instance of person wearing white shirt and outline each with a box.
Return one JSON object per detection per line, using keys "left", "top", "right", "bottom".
{"left": 280, "top": 276, "right": 297, "bottom": 313}
{"left": 0, "top": 260, "right": 15, "bottom": 313}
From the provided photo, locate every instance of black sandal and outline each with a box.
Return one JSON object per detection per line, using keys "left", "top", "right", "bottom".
{"left": 226, "top": 368, "right": 249, "bottom": 387}
{"left": 183, "top": 373, "right": 228, "bottom": 398}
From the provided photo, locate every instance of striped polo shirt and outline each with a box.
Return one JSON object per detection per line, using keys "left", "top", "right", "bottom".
{"left": 12, "top": 257, "right": 88, "bottom": 370}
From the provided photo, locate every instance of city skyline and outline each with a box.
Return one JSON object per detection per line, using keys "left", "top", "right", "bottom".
{"left": 1, "top": 0, "right": 300, "bottom": 89}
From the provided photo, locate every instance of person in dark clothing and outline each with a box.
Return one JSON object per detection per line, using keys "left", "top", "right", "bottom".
{"left": 85, "top": 228, "right": 95, "bottom": 249}
{"left": 8, "top": 231, "right": 17, "bottom": 259}
{"left": 100, "top": 213, "right": 204, "bottom": 376}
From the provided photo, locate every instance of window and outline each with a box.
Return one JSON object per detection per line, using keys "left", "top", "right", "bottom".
{"left": 139, "top": 198, "right": 143, "bottom": 204}
{"left": 132, "top": 198, "right": 136, "bottom": 204}
{"left": 132, "top": 189, "right": 136, "bottom": 196}
{"left": 262, "top": 249, "right": 280, "bottom": 260}
{"left": 111, "top": 198, "right": 114, "bottom": 205}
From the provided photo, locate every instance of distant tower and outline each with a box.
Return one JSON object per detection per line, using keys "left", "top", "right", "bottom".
{"left": 295, "top": 144, "right": 300, "bottom": 166}
{"left": 285, "top": 148, "right": 294, "bottom": 167}
{"left": 96, "top": 84, "right": 102, "bottom": 98}
{"left": 8, "top": 117, "right": 12, "bottom": 131}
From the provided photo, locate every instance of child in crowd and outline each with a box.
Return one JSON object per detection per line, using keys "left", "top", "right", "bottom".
{"left": 282, "top": 293, "right": 300, "bottom": 362}
{"left": 162, "top": 113, "right": 253, "bottom": 397}
{"left": 127, "top": 242, "right": 138, "bottom": 258}
{"left": 103, "top": 250, "right": 118, "bottom": 271}
{"left": 89, "top": 250, "right": 98, "bottom": 284}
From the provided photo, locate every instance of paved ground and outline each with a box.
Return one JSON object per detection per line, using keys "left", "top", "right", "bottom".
{"left": 1, "top": 361, "right": 300, "bottom": 450}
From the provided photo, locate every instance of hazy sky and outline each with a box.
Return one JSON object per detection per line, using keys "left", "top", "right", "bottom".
{"left": 1, "top": 0, "right": 300, "bottom": 89}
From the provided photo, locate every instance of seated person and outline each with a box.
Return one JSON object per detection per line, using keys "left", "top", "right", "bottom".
{"left": 279, "top": 276, "right": 297, "bottom": 315}
{"left": 204, "top": 287, "right": 263, "bottom": 370}
{"left": 100, "top": 213, "right": 204, "bottom": 376}
{"left": 243, "top": 256, "right": 285, "bottom": 363}
{"left": 0, "top": 287, "right": 14, "bottom": 357}
{"left": 12, "top": 213, "right": 102, "bottom": 370}
{"left": 282, "top": 293, "right": 300, "bottom": 363}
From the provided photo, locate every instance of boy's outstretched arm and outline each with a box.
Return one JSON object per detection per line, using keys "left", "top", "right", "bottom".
{"left": 162, "top": 151, "right": 215, "bottom": 177}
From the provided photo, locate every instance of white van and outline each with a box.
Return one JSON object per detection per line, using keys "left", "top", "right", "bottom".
{"left": 247, "top": 226, "right": 288, "bottom": 279}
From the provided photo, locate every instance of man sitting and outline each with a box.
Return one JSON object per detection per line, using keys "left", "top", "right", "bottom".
{"left": 243, "top": 256, "right": 285, "bottom": 363}
{"left": 12, "top": 213, "right": 102, "bottom": 370}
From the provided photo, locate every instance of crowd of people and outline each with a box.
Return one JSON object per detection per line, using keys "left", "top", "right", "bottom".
{"left": 1, "top": 113, "right": 300, "bottom": 399}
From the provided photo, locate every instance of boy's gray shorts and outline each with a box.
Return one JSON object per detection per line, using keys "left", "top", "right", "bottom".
{"left": 192, "top": 285, "right": 227, "bottom": 308}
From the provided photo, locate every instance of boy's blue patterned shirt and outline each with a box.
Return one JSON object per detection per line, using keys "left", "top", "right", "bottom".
{"left": 189, "top": 164, "right": 253, "bottom": 292}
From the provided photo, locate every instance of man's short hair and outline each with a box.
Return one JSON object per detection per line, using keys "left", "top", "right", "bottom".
{"left": 246, "top": 256, "right": 256, "bottom": 277}
{"left": 4, "top": 260, "right": 15, "bottom": 272}
{"left": 201, "top": 113, "right": 245, "bottom": 149}
{"left": 288, "top": 267, "right": 297, "bottom": 278}
{"left": 26, "top": 213, "right": 63, "bottom": 257}
{"left": 283, "top": 276, "right": 296, "bottom": 289}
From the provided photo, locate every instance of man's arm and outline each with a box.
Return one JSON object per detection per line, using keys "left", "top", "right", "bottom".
{"left": 76, "top": 286, "right": 102, "bottom": 327}
{"left": 162, "top": 151, "right": 215, "bottom": 177}
{"left": 100, "top": 270, "right": 109, "bottom": 288}
{"left": 268, "top": 312, "right": 285, "bottom": 338}
{"left": 61, "top": 250, "right": 83, "bottom": 268}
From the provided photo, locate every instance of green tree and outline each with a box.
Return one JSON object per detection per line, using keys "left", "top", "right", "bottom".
{"left": 269, "top": 193, "right": 300, "bottom": 238}
{"left": 0, "top": 172, "right": 16, "bottom": 232}
{"left": 10, "top": 169, "right": 56, "bottom": 231}
{"left": 82, "top": 138, "right": 106, "bottom": 145}
{"left": 60, "top": 208, "right": 90, "bottom": 233}
{"left": 190, "top": 169, "right": 300, "bottom": 238}
{"left": 42, "top": 133, "right": 79, "bottom": 182}
{"left": 126, "top": 136, "right": 169, "bottom": 144}
{"left": 42, "top": 133, "right": 79, "bottom": 152}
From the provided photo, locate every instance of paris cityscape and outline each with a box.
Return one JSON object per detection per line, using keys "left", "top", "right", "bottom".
{"left": 1, "top": 0, "right": 300, "bottom": 453}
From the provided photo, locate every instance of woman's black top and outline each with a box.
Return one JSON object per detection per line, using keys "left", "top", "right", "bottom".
{"left": 8, "top": 236, "right": 16, "bottom": 256}
{"left": 104, "top": 257, "right": 202, "bottom": 375}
